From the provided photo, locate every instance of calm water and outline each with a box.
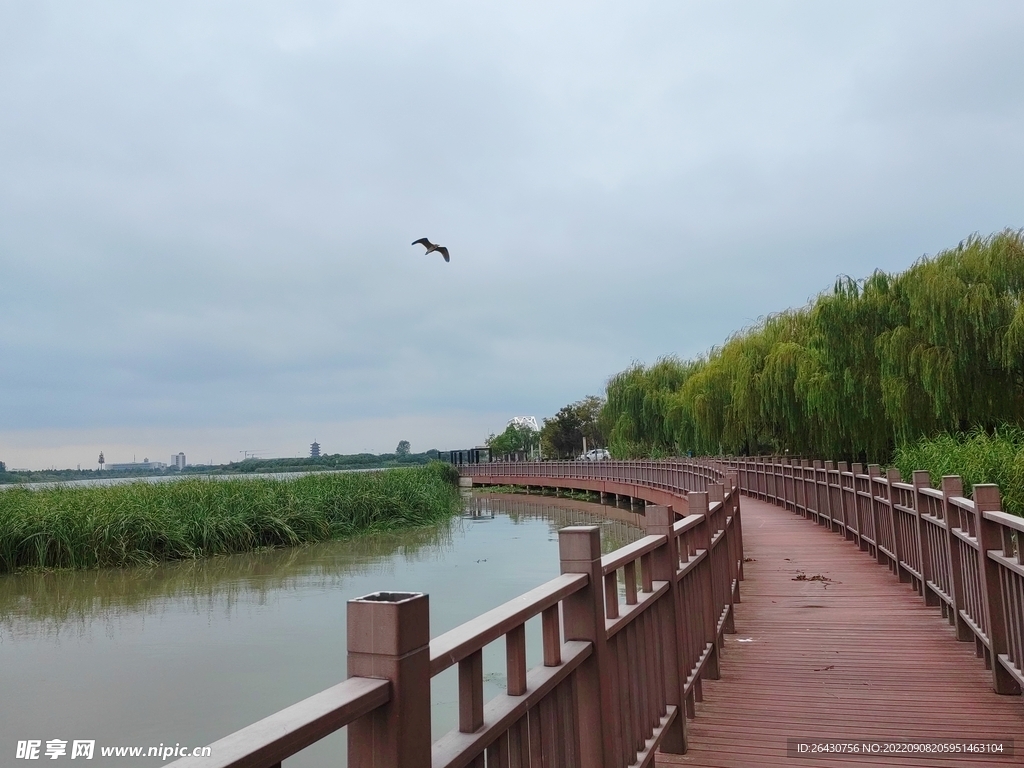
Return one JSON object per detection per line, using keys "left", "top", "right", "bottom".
{"left": 0, "top": 493, "right": 644, "bottom": 766}
{"left": 0, "top": 467, "right": 381, "bottom": 491}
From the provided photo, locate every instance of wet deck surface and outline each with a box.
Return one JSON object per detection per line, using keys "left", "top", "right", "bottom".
{"left": 656, "top": 495, "right": 1024, "bottom": 767}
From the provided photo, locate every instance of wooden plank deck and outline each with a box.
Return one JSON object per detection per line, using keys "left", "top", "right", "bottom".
{"left": 656, "top": 495, "right": 1024, "bottom": 768}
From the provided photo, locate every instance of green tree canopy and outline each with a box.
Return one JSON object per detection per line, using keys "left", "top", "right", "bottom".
{"left": 487, "top": 422, "right": 539, "bottom": 458}
{"left": 541, "top": 396, "right": 606, "bottom": 458}
{"left": 602, "top": 230, "right": 1024, "bottom": 461}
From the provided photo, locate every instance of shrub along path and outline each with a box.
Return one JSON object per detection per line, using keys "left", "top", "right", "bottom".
{"left": 656, "top": 496, "right": 1023, "bottom": 768}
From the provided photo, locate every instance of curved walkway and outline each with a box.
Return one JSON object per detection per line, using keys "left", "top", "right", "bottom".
{"left": 657, "top": 495, "right": 1023, "bottom": 768}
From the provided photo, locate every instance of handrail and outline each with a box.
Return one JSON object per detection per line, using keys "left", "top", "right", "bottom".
{"left": 167, "top": 676, "right": 390, "bottom": 768}
{"left": 429, "top": 572, "right": 588, "bottom": 675}
{"left": 600, "top": 534, "right": 665, "bottom": 575}
{"left": 984, "top": 509, "right": 1024, "bottom": 534}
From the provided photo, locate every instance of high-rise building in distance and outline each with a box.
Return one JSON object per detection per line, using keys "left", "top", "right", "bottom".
{"left": 172, "top": 452, "right": 186, "bottom": 470}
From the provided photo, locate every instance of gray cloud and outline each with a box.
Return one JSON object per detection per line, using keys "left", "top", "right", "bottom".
{"left": 2, "top": 1, "right": 1024, "bottom": 466}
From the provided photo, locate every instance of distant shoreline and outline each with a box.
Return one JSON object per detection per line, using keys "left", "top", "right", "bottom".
{"left": 0, "top": 450, "right": 441, "bottom": 486}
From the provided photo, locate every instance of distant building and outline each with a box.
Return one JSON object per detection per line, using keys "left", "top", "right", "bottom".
{"left": 310, "top": 441, "right": 321, "bottom": 459}
{"left": 107, "top": 460, "right": 168, "bottom": 472}
{"left": 172, "top": 452, "right": 186, "bottom": 470}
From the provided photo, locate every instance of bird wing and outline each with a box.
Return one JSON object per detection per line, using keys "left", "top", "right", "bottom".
{"left": 437, "top": 246, "right": 450, "bottom": 262}
{"left": 412, "top": 238, "right": 433, "bottom": 249}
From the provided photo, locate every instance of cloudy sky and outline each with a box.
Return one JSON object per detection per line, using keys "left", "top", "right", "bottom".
{"left": 1, "top": 1, "right": 1023, "bottom": 469}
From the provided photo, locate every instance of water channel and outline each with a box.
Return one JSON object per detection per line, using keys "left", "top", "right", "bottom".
{"left": 0, "top": 492, "right": 645, "bottom": 766}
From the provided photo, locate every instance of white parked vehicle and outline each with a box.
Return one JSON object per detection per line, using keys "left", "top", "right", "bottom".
{"left": 578, "top": 448, "right": 611, "bottom": 461}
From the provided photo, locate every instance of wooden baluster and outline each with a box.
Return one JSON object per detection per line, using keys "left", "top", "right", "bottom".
{"left": 486, "top": 734, "right": 510, "bottom": 768}
{"left": 604, "top": 571, "right": 619, "bottom": 619}
{"left": 347, "top": 592, "right": 431, "bottom": 768}
{"left": 528, "top": 704, "right": 543, "bottom": 766}
{"left": 542, "top": 605, "right": 562, "bottom": 666}
{"left": 640, "top": 552, "right": 654, "bottom": 593}
{"left": 974, "top": 484, "right": 1021, "bottom": 695}
{"left": 459, "top": 650, "right": 484, "bottom": 734}
{"left": 624, "top": 561, "right": 638, "bottom": 605}
{"left": 507, "top": 624, "right": 527, "bottom": 696}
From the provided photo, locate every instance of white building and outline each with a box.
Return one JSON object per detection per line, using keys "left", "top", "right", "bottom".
{"left": 107, "top": 460, "right": 168, "bottom": 472}
{"left": 172, "top": 452, "right": 186, "bottom": 470}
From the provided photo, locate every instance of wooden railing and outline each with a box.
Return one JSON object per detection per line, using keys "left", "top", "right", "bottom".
{"left": 457, "top": 459, "right": 722, "bottom": 495}
{"left": 723, "top": 456, "right": 1024, "bottom": 698}
{"left": 168, "top": 460, "right": 743, "bottom": 768}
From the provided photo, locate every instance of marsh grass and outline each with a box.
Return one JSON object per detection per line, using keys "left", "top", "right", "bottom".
{"left": 0, "top": 462, "right": 461, "bottom": 573}
{"left": 894, "top": 427, "right": 1024, "bottom": 514}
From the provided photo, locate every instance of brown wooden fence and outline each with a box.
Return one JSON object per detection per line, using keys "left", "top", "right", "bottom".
{"left": 168, "top": 460, "right": 742, "bottom": 768}
{"left": 723, "top": 456, "right": 1024, "bottom": 699}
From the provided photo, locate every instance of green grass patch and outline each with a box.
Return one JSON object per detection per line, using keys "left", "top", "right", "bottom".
{"left": 893, "top": 427, "right": 1024, "bottom": 515}
{"left": 0, "top": 462, "right": 462, "bottom": 573}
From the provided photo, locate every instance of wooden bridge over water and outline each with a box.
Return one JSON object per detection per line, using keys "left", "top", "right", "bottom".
{"left": 170, "top": 459, "right": 1024, "bottom": 768}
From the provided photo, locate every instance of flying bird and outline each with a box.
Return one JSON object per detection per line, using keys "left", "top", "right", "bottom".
{"left": 412, "top": 238, "right": 450, "bottom": 262}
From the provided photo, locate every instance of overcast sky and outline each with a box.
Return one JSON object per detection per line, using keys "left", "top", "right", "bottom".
{"left": 2, "top": 1, "right": 1023, "bottom": 469}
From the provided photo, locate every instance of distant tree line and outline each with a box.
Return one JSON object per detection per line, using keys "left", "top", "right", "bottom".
{"left": 0, "top": 449, "right": 440, "bottom": 484}
{"left": 193, "top": 448, "right": 439, "bottom": 475}
{"left": 601, "top": 230, "right": 1024, "bottom": 462}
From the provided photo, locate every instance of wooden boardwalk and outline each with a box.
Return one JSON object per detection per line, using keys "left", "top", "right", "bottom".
{"left": 657, "top": 495, "right": 1024, "bottom": 768}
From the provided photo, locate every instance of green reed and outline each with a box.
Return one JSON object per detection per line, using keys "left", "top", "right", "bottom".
{"left": 0, "top": 462, "right": 462, "bottom": 573}
{"left": 893, "top": 427, "right": 1024, "bottom": 515}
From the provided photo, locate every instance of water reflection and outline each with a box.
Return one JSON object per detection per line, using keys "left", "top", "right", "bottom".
{"left": 0, "top": 520, "right": 458, "bottom": 638}
{"left": 0, "top": 492, "right": 643, "bottom": 768}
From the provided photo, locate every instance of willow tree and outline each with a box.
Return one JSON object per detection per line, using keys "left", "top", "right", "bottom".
{"left": 601, "top": 229, "right": 1024, "bottom": 461}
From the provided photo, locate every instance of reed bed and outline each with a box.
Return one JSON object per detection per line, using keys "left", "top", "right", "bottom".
{"left": 894, "top": 427, "right": 1024, "bottom": 515}
{"left": 0, "top": 462, "right": 462, "bottom": 573}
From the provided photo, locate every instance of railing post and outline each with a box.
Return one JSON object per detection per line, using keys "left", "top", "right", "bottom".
{"left": 708, "top": 482, "right": 735, "bottom": 634}
{"left": 973, "top": 485, "right": 1022, "bottom": 695}
{"left": 725, "top": 470, "right": 744, "bottom": 583}
{"left": 837, "top": 461, "right": 854, "bottom": 542}
{"left": 347, "top": 592, "right": 431, "bottom": 768}
{"left": 823, "top": 461, "right": 838, "bottom": 533}
{"left": 559, "top": 526, "right": 616, "bottom": 768}
{"left": 867, "top": 464, "right": 885, "bottom": 564}
{"left": 690, "top": 491, "right": 721, "bottom": 680}
{"left": 850, "top": 462, "right": 865, "bottom": 549}
{"left": 885, "top": 468, "right": 909, "bottom": 582}
{"left": 811, "top": 460, "right": 824, "bottom": 525}
{"left": 941, "top": 476, "right": 973, "bottom": 643}
{"left": 912, "top": 470, "right": 938, "bottom": 605}
{"left": 645, "top": 505, "right": 688, "bottom": 754}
